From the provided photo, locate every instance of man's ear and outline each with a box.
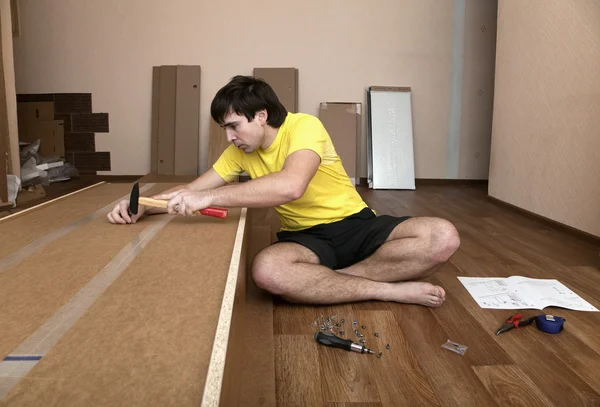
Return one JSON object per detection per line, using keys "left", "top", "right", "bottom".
{"left": 256, "top": 109, "right": 268, "bottom": 125}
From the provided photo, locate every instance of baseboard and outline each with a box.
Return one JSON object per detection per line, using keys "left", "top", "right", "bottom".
{"left": 487, "top": 195, "right": 600, "bottom": 246}
{"left": 356, "top": 178, "right": 489, "bottom": 187}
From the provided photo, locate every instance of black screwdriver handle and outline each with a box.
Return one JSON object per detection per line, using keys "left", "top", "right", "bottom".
{"left": 314, "top": 331, "right": 353, "bottom": 351}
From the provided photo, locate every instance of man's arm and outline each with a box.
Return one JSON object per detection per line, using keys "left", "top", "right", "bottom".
{"left": 145, "top": 168, "right": 228, "bottom": 215}
{"left": 154, "top": 150, "right": 320, "bottom": 214}
{"left": 210, "top": 149, "right": 320, "bottom": 207}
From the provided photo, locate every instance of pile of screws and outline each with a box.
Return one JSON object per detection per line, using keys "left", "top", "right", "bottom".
{"left": 311, "top": 315, "right": 391, "bottom": 359}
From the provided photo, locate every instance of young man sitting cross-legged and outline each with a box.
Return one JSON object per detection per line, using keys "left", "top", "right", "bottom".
{"left": 107, "top": 75, "right": 460, "bottom": 307}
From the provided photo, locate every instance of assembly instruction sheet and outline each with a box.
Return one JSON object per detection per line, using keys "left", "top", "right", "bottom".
{"left": 457, "top": 276, "right": 598, "bottom": 311}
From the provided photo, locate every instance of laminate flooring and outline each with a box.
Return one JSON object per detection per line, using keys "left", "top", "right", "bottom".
{"left": 270, "top": 185, "right": 600, "bottom": 407}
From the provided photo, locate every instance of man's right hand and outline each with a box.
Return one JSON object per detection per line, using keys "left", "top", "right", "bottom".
{"left": 107, "top": 200, "right": 145, "bottom": 224}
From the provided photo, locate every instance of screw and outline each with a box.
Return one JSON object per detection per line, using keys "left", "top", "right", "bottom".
{"left": 374, "top": 332, "right": 379, "bottom": 337}
{"left": 386, "top": 344, "right": 390, "bottom": 350}
{"left": 339, "top": 331, "right": 345, "bottom": 335}
{"left": 361, "top": 325, "right": 367, "bottom": 329}
{"left": 352, "top": 320, "right": 358, "bottom": 325}
{"left": 360, "top": 339, "right": 366, "bottom": 343}
{"left": 377, "top": 353, "right": 383, "bottom": 358}
{"left": 340, "top": 319, "right": 345, "bottom": 323}
{"left": 358, "top": 334, "right": 364, "bottom": 338}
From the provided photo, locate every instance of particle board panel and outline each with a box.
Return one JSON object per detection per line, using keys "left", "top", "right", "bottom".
{"left": 151, "top": 67, "right": 160, "bottom": 174}
{"left": 0, "top": 183, "right": 140, "bottom": 258}
{"left": 157, "top": 66, "right": 177, "bottom": 175}
{"left": 319, "top": 102, "right": 362, "bottom": 184}
{"left": 136, "top": 174, "right": 198, "bottom": 184}
{"left": 209, "top": 118, "right": 230, "bottom": 166}
{"left": 0, "top": 185, "right": 247, "bottom": 406}
{"left": 253, "top": 67, "right": 298, "bottom": 113}
{"left": 152, "top": 66, "right": 201, "bottom": 176}
{"left": 174, "top": 65, "right": 200, "bottom": 176}
{"left": 0, "top": 184, "right": 169, "bottom": 357}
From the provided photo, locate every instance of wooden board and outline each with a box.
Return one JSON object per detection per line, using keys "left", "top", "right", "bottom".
{"left": 0, "top": 10, "right": 9, "bottom": 204}
{"left": 0, "top": 181, "right": 249, "bottom": 406}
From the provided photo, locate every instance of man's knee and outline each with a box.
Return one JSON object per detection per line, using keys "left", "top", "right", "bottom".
{"left": 250, "top": 247, "right": 288, "bottom": 295}
{"left": 429, "top": 219, "right": 460, "bottom": 264}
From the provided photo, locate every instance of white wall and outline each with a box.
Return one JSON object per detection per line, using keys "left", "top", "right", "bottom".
{"left": 13, "top": 0, "right": 497, "bottom": 179}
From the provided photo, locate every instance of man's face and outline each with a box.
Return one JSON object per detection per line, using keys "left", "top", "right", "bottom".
{"left": 221, "top": 111, "right": 265, "bottom": 154}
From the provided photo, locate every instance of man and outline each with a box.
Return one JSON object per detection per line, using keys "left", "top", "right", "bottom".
{"left": 108, "top": 75, "right": 460, "bottom": 307}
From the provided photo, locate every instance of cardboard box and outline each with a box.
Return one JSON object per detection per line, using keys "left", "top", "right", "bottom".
{"left": 17, "top": 101, "right": 55, "bottom": 122}
{"left": 253, "top": 68, "right": 298, "bottom": 113}
{"left": 319, "top": 102, "right": 362, "bottom": 184}
{"left": 19, "top": 120, "right": 65, "bottom": 158}
{"left": 17, "top": 101, "right": 66, "bottom": 157}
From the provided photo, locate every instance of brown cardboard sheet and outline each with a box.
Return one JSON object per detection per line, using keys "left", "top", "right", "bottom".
{"left": 319, "top": 102, "right": 362, "bottom": 183}
{"left": 253, "top": 68, "right": 298, "bottom": 113}
{"left": 150, "top": 67, "right": 160, "bottom": 174}
{"left": 174, "top": 66, "right": 200, "bottom": 176}
{"left": 157, "top": 66, "right": 177, "bottom": 175}
{"left": 208, "top": 118, "right": 229, "bottom": 166}
{"left": 152, "top": 66, "right": 201, "bottom": 176}
{"left": 0, "top": 182, "right": 246, "bottom": 405}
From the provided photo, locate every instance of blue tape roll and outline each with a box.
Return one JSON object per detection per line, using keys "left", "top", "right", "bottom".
{"left": 535, "top": 314, "right": 565, "bottom": 334}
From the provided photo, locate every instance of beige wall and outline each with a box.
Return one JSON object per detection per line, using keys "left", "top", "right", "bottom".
{"left": 489, "top": 0, "right": 600, "bottom": 237}
{"left": 13, "top": 0, "right": 496, "bottom": 179}
{"left": 1, "top": 0, "right": 19, "bottom": 176}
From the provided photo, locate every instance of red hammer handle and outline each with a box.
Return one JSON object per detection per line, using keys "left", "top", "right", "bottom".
{"left": 199, "top": 207, "right": 228, "bottom": 219}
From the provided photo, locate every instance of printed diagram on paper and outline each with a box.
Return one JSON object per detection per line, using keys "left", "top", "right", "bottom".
{"left": 457, "top": 276, "right": 598, "bottom": 311}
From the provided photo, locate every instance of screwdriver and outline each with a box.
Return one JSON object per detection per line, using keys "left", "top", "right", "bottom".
{"left": 314, "top": 331, "right": 375, "bottom": 354}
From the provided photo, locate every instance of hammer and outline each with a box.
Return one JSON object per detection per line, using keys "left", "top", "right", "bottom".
{"left": 129, "top": 182, "right": 228, "bottom": 219}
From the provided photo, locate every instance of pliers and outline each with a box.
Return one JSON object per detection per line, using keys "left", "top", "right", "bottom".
{"left": 495, "top": 313, "right": 536, "bottom": 335}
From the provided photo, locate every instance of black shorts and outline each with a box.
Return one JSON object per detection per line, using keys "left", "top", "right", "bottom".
{"left": 274, "top": 208, "right": 411, "bottom": 270}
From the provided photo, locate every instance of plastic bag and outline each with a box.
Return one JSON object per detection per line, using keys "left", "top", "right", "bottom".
{"left": 47, "top": 162, "right": 79, "bottom": 183}
{"left": 441, "top": 339, "right": 468, "bottom": 355}
{"left": 6, "top": 174, "right": 21, "bottom": 206}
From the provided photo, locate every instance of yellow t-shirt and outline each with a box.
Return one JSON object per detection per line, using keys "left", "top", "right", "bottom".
{"left": 212, "top": 112, "right": 368, "bottom": 231}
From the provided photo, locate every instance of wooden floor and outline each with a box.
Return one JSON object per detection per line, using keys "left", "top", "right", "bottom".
{"left": 271, "top": 185, "right": 600, "bottom": 407}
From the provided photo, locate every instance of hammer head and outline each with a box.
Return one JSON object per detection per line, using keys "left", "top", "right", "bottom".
{"left": 129, "top": 182, "right": 140, "bottom": 215}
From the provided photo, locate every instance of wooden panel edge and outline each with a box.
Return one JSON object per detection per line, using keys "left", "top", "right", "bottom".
{"left": 0, "top": 182, "right": 106, "bottom": 223}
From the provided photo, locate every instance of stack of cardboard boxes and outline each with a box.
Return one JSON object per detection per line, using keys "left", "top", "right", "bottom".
{"left": 16, "top": 93, "right": 110, "bottom": 174}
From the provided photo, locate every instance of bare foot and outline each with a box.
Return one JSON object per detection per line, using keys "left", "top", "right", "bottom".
{"left": 383, "top": 281, "right": 446, "bottom": 307}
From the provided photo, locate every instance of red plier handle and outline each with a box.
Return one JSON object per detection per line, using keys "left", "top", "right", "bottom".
{"left": 496, "top": 313, "right": 535, "bottom": 335}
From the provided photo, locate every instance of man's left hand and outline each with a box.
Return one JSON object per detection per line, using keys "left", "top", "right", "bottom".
{"left": 153, "top": 190, "right": 214, "bottom": 216}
